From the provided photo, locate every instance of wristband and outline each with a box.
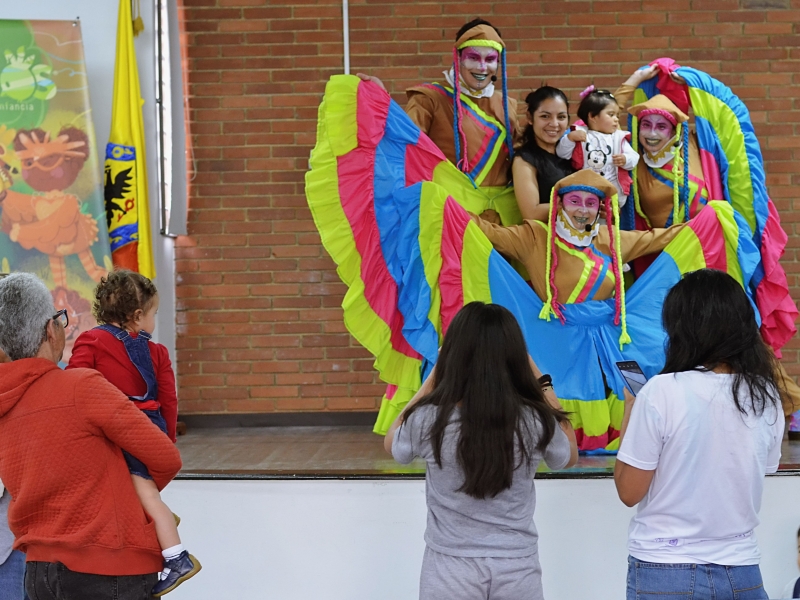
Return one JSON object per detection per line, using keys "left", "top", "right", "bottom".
{"left": 537, "top": 374, "right": 552, "bottom": 387}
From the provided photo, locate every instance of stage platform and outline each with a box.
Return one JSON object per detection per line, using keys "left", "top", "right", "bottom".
{"left": 174, "top": 425, "right": 800, "bottom": 479}
{"left": 164, "top": 425, "right": 800, "bottom": 600}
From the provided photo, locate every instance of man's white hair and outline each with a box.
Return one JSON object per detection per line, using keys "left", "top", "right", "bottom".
{"left": 0, "top": 273, "right": 55, "bottom": 360}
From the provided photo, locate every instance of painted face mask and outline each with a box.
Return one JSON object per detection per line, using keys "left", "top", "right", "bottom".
{"left": 556, "top": 190, "right": 601, "bottom": 245}
{"left": 458, "top": 46, "right": 499, "bottom": 91}
{"left": 639, "top": 114, "right": 676, "bottom": 156}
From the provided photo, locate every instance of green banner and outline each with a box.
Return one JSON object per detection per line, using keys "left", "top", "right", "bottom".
{"left": 0, "top": 20, "right": 111, "bottom": 362}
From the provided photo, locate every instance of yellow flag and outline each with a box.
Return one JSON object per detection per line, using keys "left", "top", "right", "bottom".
{"left": 104, "top": 0, "right": 154, "bottom": 278}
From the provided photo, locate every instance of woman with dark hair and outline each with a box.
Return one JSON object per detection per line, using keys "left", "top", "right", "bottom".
{"left": 511, "top": 86, "right": 575, "bottom": 222}
{"left": 385, "top": 301, "right": 577, "bottom": 600}
{"left": 615, "top": 269, "right": 784, "bottom": 600}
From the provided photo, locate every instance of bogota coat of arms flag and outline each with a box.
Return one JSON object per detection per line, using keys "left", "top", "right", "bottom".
{"left": 104, "top": 0, "right": 154, "bottom": 278}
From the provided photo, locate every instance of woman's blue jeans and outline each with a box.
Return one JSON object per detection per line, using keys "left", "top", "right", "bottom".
{"left": 627, "top": 556, "right": 769, "bottom": 600}
{"left": 0, "top": 550, "right": 26, "bottom": 600}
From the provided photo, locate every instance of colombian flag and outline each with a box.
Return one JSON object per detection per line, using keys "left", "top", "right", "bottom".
{"left": 104, "top": 0, "right": 154, "bottom": 278}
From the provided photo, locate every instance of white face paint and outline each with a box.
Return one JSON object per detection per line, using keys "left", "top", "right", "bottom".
{"left": 639, "top": 114, "right": 676, "bottom": 154}
{"left": 561, "top": 190, "right": 601, "bottom": 230}
{"left": 458, "top": 46, "right": 499, "bottom": 91}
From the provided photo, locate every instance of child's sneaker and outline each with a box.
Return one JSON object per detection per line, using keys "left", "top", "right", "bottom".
{"left": 151, "top": 551, "right": 201, "bottom": 596}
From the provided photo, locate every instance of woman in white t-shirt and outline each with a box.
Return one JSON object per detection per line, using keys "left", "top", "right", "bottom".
{"left": 614, "top": 269, "right": 785, "bottom": 600}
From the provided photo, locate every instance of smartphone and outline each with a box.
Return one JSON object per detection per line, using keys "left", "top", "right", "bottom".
{"left": 616, "top": 360, "right": 648, "bottom": 395}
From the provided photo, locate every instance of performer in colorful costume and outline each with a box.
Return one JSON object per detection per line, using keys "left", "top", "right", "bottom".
{"left": 404, "top": 19, "right": 520, "bottom": 225}
{"left": 618, "top": 59, "right": 799, "bottom": 414}
{"left": 305, "top": 74, "right": 783, "bottom": 451}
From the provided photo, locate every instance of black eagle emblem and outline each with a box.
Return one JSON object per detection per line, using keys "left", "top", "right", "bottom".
{"left": 104, "top": 165, "right": 133, "bottom": 228}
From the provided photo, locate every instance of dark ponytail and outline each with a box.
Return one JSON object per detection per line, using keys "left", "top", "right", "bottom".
{"left": 403, "top": 302, "right": 569, "bottom": 499}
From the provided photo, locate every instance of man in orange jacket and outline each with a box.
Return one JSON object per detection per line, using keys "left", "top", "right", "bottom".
{"left": 0, "top": 273, "right": 182, "bottom": 600}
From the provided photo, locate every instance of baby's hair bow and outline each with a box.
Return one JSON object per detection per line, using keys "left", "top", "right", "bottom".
{"left": 579, "top": 84, "right": 595, "bottom": 99}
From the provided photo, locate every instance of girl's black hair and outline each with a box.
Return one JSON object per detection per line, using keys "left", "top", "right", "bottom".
{"left": 455, "top": 18, "right": 501, "bottom": 41}
{"left": 661, "top": 269, "right": 783, "bottom": 416}
{"left": 513, "top": 87, "right": 574, "bottom": 195}
{"left": 403, "top": 302, "right": 569, "bottom": 499}
{"left": 576, "top": 89, "right": 618, "bottom": 125}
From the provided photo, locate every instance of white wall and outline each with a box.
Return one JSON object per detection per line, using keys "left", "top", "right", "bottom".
{"left": 163, "top": 476, "right": 800, "bottom": 600}
{"left": 0, "top": 2, "right": 178, "bottom": 360}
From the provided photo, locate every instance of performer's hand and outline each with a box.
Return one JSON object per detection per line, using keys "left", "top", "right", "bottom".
{"left": 669, "top": 72, "right": 686, "bottom": 85}
{"left": 612, "top": 154, "right": 626, "bottom": 167}
{"left": 568, "top": 130, "right": 586, "bottom": 143}
{"left": 623, "top": 65, "right": 658, "bottom": 88}
{"left": 9, "top": 223, "right": 19, "bottom": 242}
{"left": 356, "top": 73, "right": 386, "bottom": 91}
{"left": 478, "top": 208, "right": 502, "bottom": 225}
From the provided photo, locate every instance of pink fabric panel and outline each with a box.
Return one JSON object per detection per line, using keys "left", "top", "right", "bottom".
{"left": 357, "top": 80, "right": 391, "bottom": 147}
{"left": 439, "top": 197, "right": 469, "bottom": 334}
{"left": 699, "top": 149, "right": 725, "bottom": 201}
{"left": 338, "top": 148, "right": 419, "bottom": 359}
{"left": 688, "top": 205, "right": 727, "bottom": 272}
{"left": 756, "top": 199, "right": 797, "bottom": 355}
{"left": 574, "top": 427, "right": 620, "bottom": 452}
{"left": 334, "top": 83, "right": 421, "bottom": 360}
{"left": 404, "top": 134, "right": 446, "bottom": 187}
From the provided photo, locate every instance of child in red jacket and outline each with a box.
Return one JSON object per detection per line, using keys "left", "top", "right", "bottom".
{"left": 67, "top": 270, "right": 200, "bottom": 596}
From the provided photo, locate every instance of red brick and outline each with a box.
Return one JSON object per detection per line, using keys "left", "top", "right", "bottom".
{"left": 178, "top": 0, "right": 800, "bottom": 415}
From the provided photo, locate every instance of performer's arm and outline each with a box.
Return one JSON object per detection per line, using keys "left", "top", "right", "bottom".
{"left": 619, "top": 223, "right": 686, "bottom": 263}
{"left": 511, "top": 158, "right": 550, "bottom": 222}
{"left": 405, "top": 93, "right": 435, "bottom": 134}
{"left": 614, "top": 65, "right": 659, "bottom": 115}
{"left": 470, "top": 212, "right": 539, "bottom": 262}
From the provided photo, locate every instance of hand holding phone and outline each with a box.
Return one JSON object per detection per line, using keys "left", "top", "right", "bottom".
{"left": 616, "top": 360, "right": 648, "bottom": 396}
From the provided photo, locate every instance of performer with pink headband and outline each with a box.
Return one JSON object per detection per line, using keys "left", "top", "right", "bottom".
{"left": 616, "top": 62, "right": 800, "bottom": 419}
{"left": 358, "top": 19, "right": 519, "bottom": 223}
{"left": 614, "top": 66, "right": 705, "bottom": 236}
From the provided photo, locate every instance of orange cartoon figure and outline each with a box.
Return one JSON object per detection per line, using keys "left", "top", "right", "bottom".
{"left": 0, "top": 127, "right": 106, "bottom": 288}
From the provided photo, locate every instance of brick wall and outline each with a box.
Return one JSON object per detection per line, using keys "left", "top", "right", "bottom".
{"left": 178, "top": 0, "right": 800, "bottom": 415}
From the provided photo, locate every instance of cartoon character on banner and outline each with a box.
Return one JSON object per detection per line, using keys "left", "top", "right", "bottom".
{"left": 0, "top": 47, "right": 56, "bottom": 103}
{"left": 0, "top": 126, "right": 107, "bottom": 289}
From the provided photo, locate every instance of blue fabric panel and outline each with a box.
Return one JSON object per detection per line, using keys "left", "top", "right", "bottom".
{"left": 676, "top": 67, "right": 770, "bottom": 246}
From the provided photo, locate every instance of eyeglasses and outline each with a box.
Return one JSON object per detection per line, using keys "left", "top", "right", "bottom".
{"left": 52, "top": 309, "right": 69, "bottom": 329}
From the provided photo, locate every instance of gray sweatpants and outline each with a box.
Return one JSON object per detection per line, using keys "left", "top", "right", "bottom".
{"left": 419, "top": 547, "right": 545, "bottom": 600}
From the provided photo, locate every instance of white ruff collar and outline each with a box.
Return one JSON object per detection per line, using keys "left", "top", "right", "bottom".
{"left": 555, "top": 210, "right": 599, "bottom": 247}
{"left": 444, "top": 68, "right": 495, "bottom": 99}
{"left": 642, "top": 134, "right": 681, "bottom": 169}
